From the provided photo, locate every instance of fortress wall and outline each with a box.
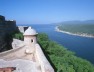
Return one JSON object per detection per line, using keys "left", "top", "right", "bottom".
{"left": 0, "top": 45, "right": 26, "bottom": 60}
{"left": 0, "top": 16, "right": 7, "bottom": 52}
{"left": 0, "top": 15, "right": 17, "bottom": 52}
{"left": 0, "top": 15, "right": 5, "bottom": 22}
{"left": 5, "top": 20, "right": 17, "bottom": 34}
{"left": 35, "top": 44, "right": 54, "bottom": 72}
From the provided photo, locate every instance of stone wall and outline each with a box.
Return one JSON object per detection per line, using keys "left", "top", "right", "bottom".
{"left": 0, "top": 15, "right": 17, "bottom": 52}
{"left": 5, "top": 20, "right": 17, "bottom": 34}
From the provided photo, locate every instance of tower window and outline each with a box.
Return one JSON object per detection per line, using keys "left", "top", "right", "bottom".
{"left": 31, "top": 39, "right": 33, "bottom": 42}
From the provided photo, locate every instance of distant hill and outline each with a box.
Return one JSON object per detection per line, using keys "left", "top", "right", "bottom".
{"left": 58, "top": 20, "right": 94, "bottom": 25}
{"left": 57, "top": 20, "right": 94, "bottom": 38}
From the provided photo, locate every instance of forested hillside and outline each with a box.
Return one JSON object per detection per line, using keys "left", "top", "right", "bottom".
{"left": 37, "top": 33, "right": 94, "bottom": 72}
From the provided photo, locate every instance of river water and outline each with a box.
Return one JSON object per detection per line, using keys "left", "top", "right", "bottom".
{"left": 25, "top": 24, "right": 94, "bottom": 64}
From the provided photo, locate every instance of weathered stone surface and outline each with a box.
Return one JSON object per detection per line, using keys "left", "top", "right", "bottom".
{"left": 0, "top": 59, "right": 39, "bottom": 72}
{"left": 12, "top": 39, "right": 24, "bottom": 49}
{"left": 35, "top": 44, "right": 54, "bottom": 72}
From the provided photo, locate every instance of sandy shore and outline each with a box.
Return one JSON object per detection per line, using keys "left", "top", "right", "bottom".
{"left": 55, "top": 26, "right": 94, "bottom": 38}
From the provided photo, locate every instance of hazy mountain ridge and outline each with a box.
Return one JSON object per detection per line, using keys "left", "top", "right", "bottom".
{"left": 58, "top": 20, "right": 94, "bottom": 25}
{"left": 57, "top": 20, "right": 94, "bottom": 38}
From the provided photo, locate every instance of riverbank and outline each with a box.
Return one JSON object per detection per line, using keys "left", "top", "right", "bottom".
{"left": 55, "top": 26, "right": 94, "bottom": 38}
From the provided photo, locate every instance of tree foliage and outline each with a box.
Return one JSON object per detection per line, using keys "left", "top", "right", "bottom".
{"left": 11, "top": 31, "right": 24, "bottom": 40}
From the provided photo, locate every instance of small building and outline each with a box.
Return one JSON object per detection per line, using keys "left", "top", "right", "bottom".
{"left": 18, "top": 26, "right": 28, "bottom": 33}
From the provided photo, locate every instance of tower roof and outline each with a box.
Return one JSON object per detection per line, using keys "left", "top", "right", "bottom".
{"left": 23, "top": 27, "right": 38, "bottom": 35}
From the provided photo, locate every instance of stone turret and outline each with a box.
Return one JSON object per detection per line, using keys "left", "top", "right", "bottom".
{"left": 23, "top": 27, "right": 38, "bottom": 47}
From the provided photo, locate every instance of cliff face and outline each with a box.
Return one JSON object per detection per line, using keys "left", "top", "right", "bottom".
{"left": 0, "top": 15, "right": 17, "bottom": 52}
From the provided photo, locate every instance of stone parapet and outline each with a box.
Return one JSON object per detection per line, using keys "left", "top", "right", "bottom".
{"left": 35, "top": 44, "right": 54, "bottom": 72}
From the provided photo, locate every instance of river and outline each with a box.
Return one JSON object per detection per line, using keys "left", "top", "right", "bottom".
{"left": 23, "top": 24, "right": 94, "bottom": 64}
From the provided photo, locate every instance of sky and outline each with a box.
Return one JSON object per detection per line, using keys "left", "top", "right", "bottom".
{"left": 0, "top": 0, "right": 94, "bottom": 24}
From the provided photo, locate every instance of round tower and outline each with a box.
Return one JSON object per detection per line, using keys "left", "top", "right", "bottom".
{"left": 23, "top": 27, "right": 38, "bottom": 46}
